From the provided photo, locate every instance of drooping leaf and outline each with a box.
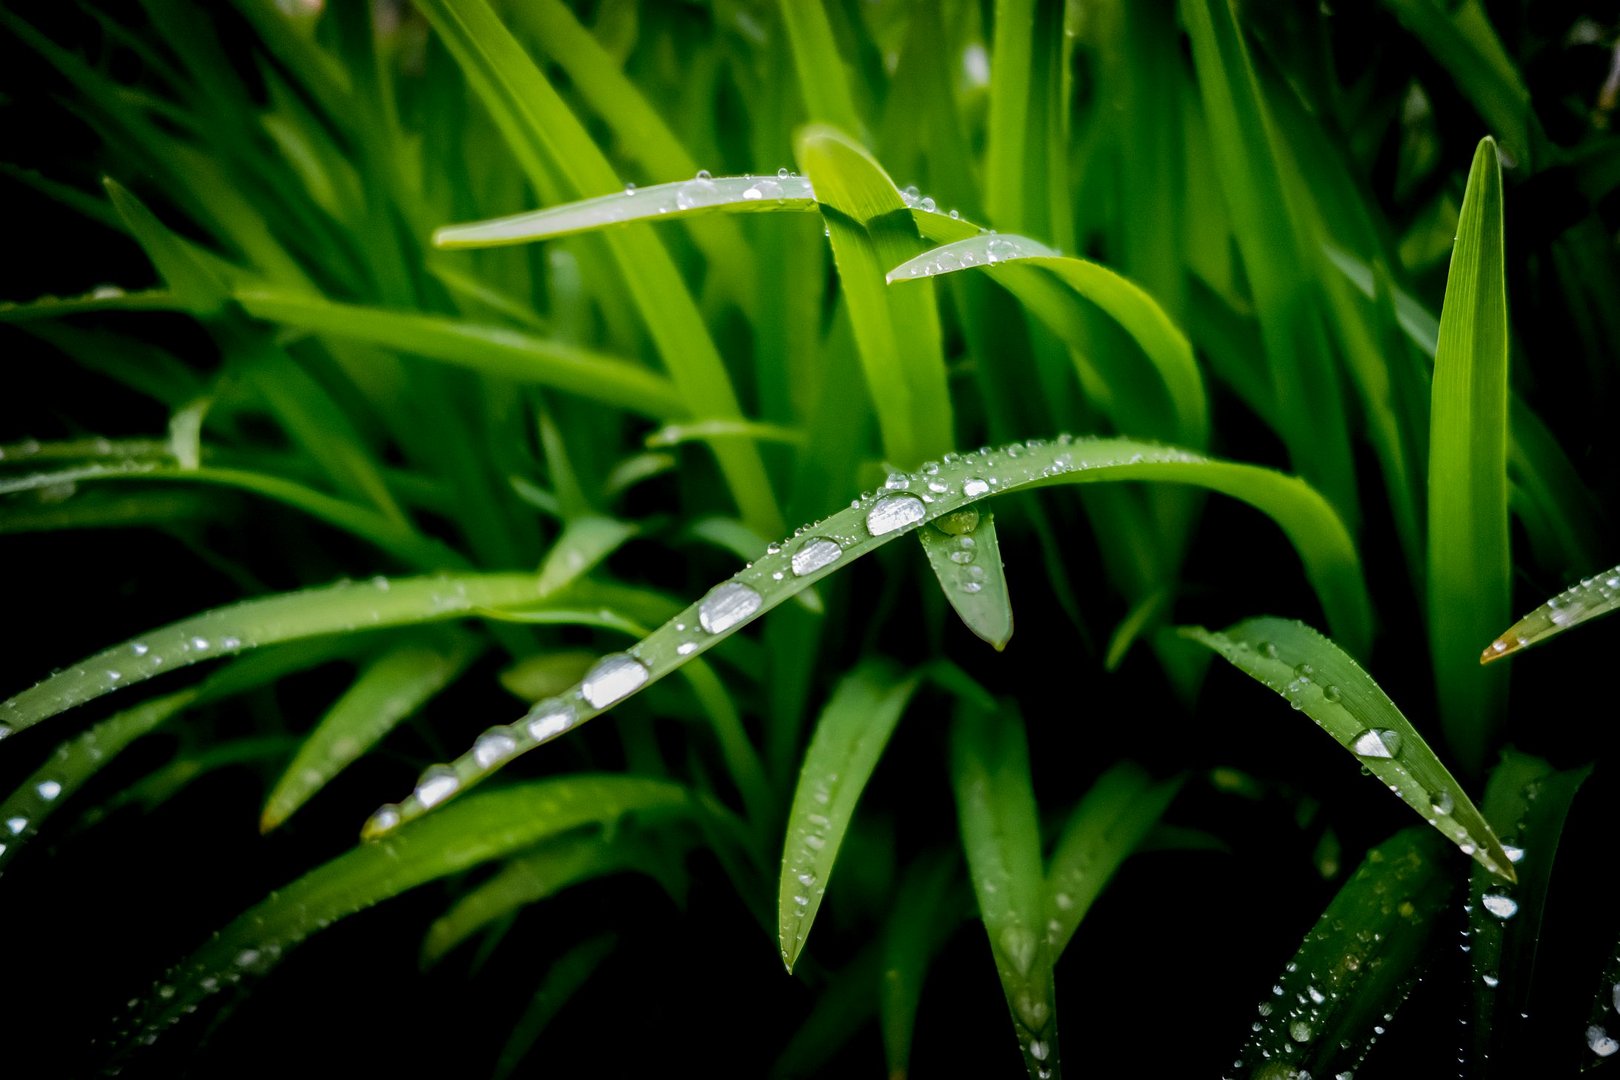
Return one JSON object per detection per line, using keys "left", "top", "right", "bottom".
{"left": 917, "top": 510, "right": 1013, "bottom": 650}
{"left": 1482, "top": 563, "right": 1620, "bottom": 664}
{"left": 1183, "top": 616, "right": 1514, "bottom": 880}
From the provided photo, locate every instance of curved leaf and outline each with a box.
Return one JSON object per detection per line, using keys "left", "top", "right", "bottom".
{"left": 1183, "top": 616, "right": 1514, "bottom": 881}
{"left": 1482, "top": 562, "right": 1620, "bottom": 663}
{"left": 365, "top": 435, "right": 1369, "bottom": 837}
{"left": 779, "top": 661, "right": 922, "bottom": 971}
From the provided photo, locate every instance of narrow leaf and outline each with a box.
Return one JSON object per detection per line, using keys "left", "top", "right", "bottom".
{"left": 1482, "top": 563, "right": 1620, "bottom": 663}
{"left": 917, "top": 510, "right": 1014, "bottom": 650}
{"left": 364, "top": 435, "right": 1369, "bottom": 837}
{"left": 1428, "top": 137, "right": 1511, "bottom": 771}
{"left": 779, "top": 662, "right": 922, "bottom": 971}
{"left": 951, "top": 703, "right": 1059, "bottom": 1079}
{"left": 1230, "top": 828, "right": 1456, "bottom": 1078}
{"left": 1183, "top": 616, "right": 1514, "bottom": 881}
{"left": 492, "top": 934, "right": 619, "bottom": 1080}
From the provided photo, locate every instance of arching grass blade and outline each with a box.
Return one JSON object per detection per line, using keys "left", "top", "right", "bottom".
{"left": 1482, "top": 563, "right": 1620, "bottom": 664}
{"left": 1182, "top": 617, "right": 1514, "bottom": 881}
{"left": 779, "top": 661, "right": 922, "bottom": 971}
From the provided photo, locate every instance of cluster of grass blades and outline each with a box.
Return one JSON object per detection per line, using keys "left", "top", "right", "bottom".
{"left": 4, "top": 0, "right": 1620, "bottom": 1075}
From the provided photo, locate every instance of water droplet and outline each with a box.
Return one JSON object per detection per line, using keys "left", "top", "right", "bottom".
{"left": 1352, "top": 729, "right": 1402, "bottom": 759}
{"left": 919, "top": 196, "right": 936, "bottom": 212}
{"left": 1502, "top": 844, "right": 1525, "bottom": 863}
{"left": 6, "top": 816, "right": 27, "bottom": 835}
{"left": 1612, "top": 982, "right": 1620, "bottom": 1013}
{"left": 963, "top": 477, "right": 990, "bottom": 498}
{"left": 777, "top": 167, "right": 790, "bottom": 179}
{"left": 1258, "top": 641, "right": 1279, "bottom": 659}
{"left": 131, "top": 642, "right": 150, "bottom": 657}
{"left": 472, "top": 726, "right": 519, "bottom": 769}
{"left": 676, "top": 174, "right": 718, "bottom": 210}
{"left": 414, "top": 766, "right": 459, "bottom": 808}
{"left": 1321, "top": 685, "right": 1342, "bottom": 704}
{"left": 623, "top": 181, "right": 636, "bottom": 195}
{"left": 935, "top": 507, "right": 980, "bottom": 536}
{"left": 581, "top": 653, "right": 649, "bottom": 708}
{"left": 1589, "top": 1025, "right": 1619, "bottom": 1057}
{"left": 525, "top": 698, "right": 577, "bottom": 742}
{"left": 191, "top": 637, "right": 210, "bottom": 652}
{"left": 744, "top": 178, "right": 785, "bottom": 200}
{"left": 998, "top": 925, "right": 1037, "bottom": 976}
{"left": 1307, "top": 984, "right": 1326, "bottom": 1005}
{"left": 366, "top": 804, "right": 400, "bottom": 835}
{"left": 1029, "top": 1039, "right": 1049, "bottom": 1061}
{"left": 1291, "top": 1019, "right": 1313, "bottom": 1042}
{"left": 791, "top": 537, "right": 842, "bottom": 577}
{"left": 866, "top": 493, "right": 926, "bottom": 536}
{"left": 1481, "top": 893, "right": 1518, "bottom": 920}
{"left": 698, "top": 581, "right": 763, "bottom": 634}
{"left": 36, "top": 779, "right": 61, "bottom": 801}
{"left": 236, "top": 948, "right": 261, "bottom": 968}
{"left": 696, "top": 169, "right": 711, "bottom": 180}
{"left": 1483, "top": 973, "right": 1499, "bottom": 987}
{"left": 901, "top": 184, "right": 920, "bottom": 206}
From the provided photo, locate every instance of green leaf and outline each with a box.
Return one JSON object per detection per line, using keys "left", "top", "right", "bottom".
{"left": 1044, "top": 764, "right": 1181, "bottom": 956}
{"left": 234, "top": 290, "right": 684, "bottom": 419}
{"left": 0, "top": 573, "right": 554, "bottom": 736}
{"left": 951, "top": 702, "right": 1059, "bottom": 1079}
{"left": 776, "top": 0, "right": 864, "bottom": 137}
{"left": 365, "top": 435, "right": 1369, "bottom": 836}
{"left": 888, "top": 232, "right": 1209, "bottom": 449}
{"left": 536, "top": 516, "right": 639, "bottom": 597}
{"left": 492, "top": 934, "right": 619, "bottom": 1080}
{"left": 260, "top": 631, "right": 481, "bottom": 832}
{"left": 881, "top": 852, "right": 963, "bottom": 1079}
{"left": 1482, "top": 563, "right": 1620, "bottom": 663}
{"left": 117, "top": 776, "right": 690, "bottom": 1052}
{"left": 796, "top": 124, "right": 953, "bottom": 468}
{"left": 917, "top": 510, "right": 1014, "bottom": 650}
{"left": 1428, "top": 137, "right": 1511, "bottom": 772}
{"left": 102, "top": 176, "right": 229, "bottom": 316}
{"left": 1183, "top": 616, "right": 1514, "bottom": 881}
{"left": 1230, "top": 828, "right": 1456, "bottom": 1078}
{"left": 779, "top": 661, "right": 922, "bottom": 971}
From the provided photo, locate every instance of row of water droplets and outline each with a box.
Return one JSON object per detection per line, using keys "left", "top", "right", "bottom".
{"left": 887, "top": 230, "right": 1056, "bottom": 282}
{"left": 780, "top": 767, "right": 840, "bottom": 965}
{"left": 1211, "top": 633, "right": 1512, "bottom": 881}
{"left": 362, "top": 436, "right": 1176, "bottom": 838}
{"left": 1482, "top": 563, "right": 1620, "bottom": 662}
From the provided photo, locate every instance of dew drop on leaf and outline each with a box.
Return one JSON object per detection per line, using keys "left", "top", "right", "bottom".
{"left": 581, "top": 653, "right": 649, "bottom": 709}
{"left": 865, "top": 493, "right": 926, "bottom": 536}
{"left": 698, "top": 581, "right": 763, "bottom": 634}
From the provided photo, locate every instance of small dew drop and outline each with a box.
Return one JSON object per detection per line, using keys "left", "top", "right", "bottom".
{"left": 1430, "top": 790, "right": 1455, "bottom": 816}
{"left": 1502, "top": 844, "right": 1525, "bottom": 864}
{"left": 581, "top": 653, "right": 649, "bottom": 709}
{"left": 1291, "top": 1019, "right": 1313, "bottom": 1042}
{"left": 963, "top": 477, "right": 991, "bottom": 498}
{"left": 698, "top": 581, "right": 763, "bottom": 634}
{"left": 366, "top": 804, "right": 401, "bottom": 836}
{"left": 1321, "top": 685, "right": 1342, "bottom": 704}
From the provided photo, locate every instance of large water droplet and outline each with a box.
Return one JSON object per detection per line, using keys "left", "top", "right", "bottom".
{"left": 525, "top": 698, "right": 577, "bottom": 742}
{"left": 963, "top": 477, "right": 990, "bottom": 498}
{"left": 675, "top": 175, "right": 718, "bottom": 210}
{"left": 1502, "top": 843, "right": 1525, "bottom": 863}
{"left": 1589, "top": 1025, "right": 1619, "bottom": 1057}
{"left": 1290, "top": 1019, "right": 1313, "bottom": 1042}
{"left": 365, "top": 804, "right": 401, "bottom": 836}
{"left": 1352, "top": 729, "right": 1402, "bottom": 759}
{"left": 1481, "top": 893, "right": 1518, "bottom": 920}
{"left": 36, "top": 779, "right": 61, "bottom": 801}
{"left": 472, "top": 726, "right": 519, "bottom": 769}
{"left": 698, "top": 581, "right": 763, "bottom": 634}
{"left": 866, "top": 493, "right": 926, "bottom": 536}
{"left": 581, "top": 653, "right": 649, "bottom": 709}
{"left": 791, "top": 537, "right": 842, "bottom": 577}
{"left": 414, "top": 766, "right": 459, "bottom": 809}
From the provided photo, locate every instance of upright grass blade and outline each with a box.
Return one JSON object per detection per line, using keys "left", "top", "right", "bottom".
{"left": 778, "top": 661, "right": 922, "bottom": 971}
{"left": 1228, "top": 828, "right": 1456, "bottom": 1079}
{"left": 365, "top": 435, "right": 1370, "bottom": 837}
{"left": 115, "top": 776, "right": 690, "bottom": 1051}
{"left": 102, "top": 177, "right": 228, "bottom": 316}
{"left": 1482, "top": 563, "right": 1620, "bottom": 663}
{"left": 917, "top": 510, "right": 1014, "bottom": 650}
{"left": 888, "top": 233, "right": 1209, "bottom": 449}
{"left": 795, "top": 125, "right": 952, "bottom": 467}
{"left": 0, "top": 573, "right": 551, "bottom": 735}
{"left": 1428, "top": 137, "right": 1510, "bottom": 773}
{"left": 413, "top": 0, "right": 783, "bottom": 537}
{"left": 881, "top": 852, "right": 963, "bottom": 1080}
{"left": 1183, "top": 617, "right": 1514, "bottom": 881}
{"left": 1180, "top": 0, "right": 1359, "bottom": 530}
{"left": 776, "top": 0, "right": 864, "bottom": 137}
{"left": 1044, "top": 764, "right": 1182, "bottom": 956}
{"left": 951, "top": 702, "right": 1059, "bottom": 1080}
{"left": 260, "top": 630, "right": 481, "bottom": 832}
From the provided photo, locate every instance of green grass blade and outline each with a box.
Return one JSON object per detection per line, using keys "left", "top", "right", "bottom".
{"left": 1183, "top": 616, "right": 1514, "bottom": 881}
{"left": 365, "top": 434, "right": 1370, "bottom": 837}
{"left": 0, "top": 573, "right": 550, "bottom": 736}
{"left": 778, "top": 661, "right": 922, "bottom": 971}
{"left": 492, "top": 933, "right": 619, "bottom": 1080}
{"left": 881, "top": 852, "right": 962, "bottom": 1079}
{"left": 0, "top": 286, "right": 185, "bottom": 321}
{"left": 1482, "top": 563, "right": 1620, "bottom": 664}
{"left": 889, "top": 233, "right": 1209, "bottom": 449}
{"left": 535, "top": 516, "right": 639, "bottom": 597}
{"left": 796, "top": 124, "right": 953, "bottom": 467}
{"left": 117, "top": 776, "right": 690, "bottom": 1051}
{"left": 421, "top": 830, "right": 678, "bottom": 966}
{"left": 1230, "top": 828, "right": 1455, "bottom": 1078}
{"left": 260, "top": 631, "right": 481, "bottom": 832}
{"left": 1466, "top": 752, "right": 1588, "bottom": 1075}
{"left": 776, "top": 0, "right": 864, "bottom": 136}
{"left": 102, "top": 177, "right": 229, "bottom": 316}
{"left": 917, "top": 510, "right": 1014, "bottom": 650}
{"left": 1180, "top": 0, "right": 1359, "bottom": 529}
{"left": 433, "top": 174, "right": 818, "bottom": 247}
{"left": 1428, "top": 137, "right": 1511, "bottom": 772}
{"left": 414, "top": 0, "right": 783, "bottom": 537}
{"left": 234, "top": 290, "right": 684, "bottom": 419}
{"left": 951, "top": 702, "right": 1059, "bottom": 1079}
{"left": 1044, "top": 764, "right": 1181, "bottom": 956}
